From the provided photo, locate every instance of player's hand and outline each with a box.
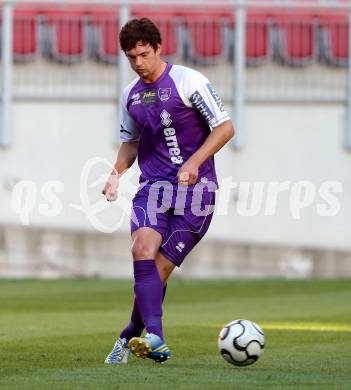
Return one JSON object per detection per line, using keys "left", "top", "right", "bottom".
{"left": 102, "top": 171, "right": 119, "bottom": 202}
{"left": 177, "top": 160, "right": 199, "bottom": 186}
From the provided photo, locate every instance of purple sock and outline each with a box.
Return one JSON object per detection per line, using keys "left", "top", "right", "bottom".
{"left": 119, "top": 300, "right": 144, "bottom": 339}
{"left": 132, "top": 260, "right": 164, "bottom": 340}
{"left": 120, "top": 284, "right": 167, "bottom": 340}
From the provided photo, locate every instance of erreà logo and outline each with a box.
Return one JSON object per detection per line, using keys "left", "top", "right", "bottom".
{"left": 176, "top": 242, "right": 185, "bottom": 253}
{"left": 160, "top": 109, "right": 183, "bottom": 165}
{"left": 142, "top": 90, "right": 156, "bottom": 104}
{"left": 131, "top": 92, "right": 141, "bottom": 105}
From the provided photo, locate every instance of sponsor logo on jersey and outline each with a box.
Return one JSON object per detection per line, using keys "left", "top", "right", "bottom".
{"left": 158, "top": 87, "right": 171, "bottom": 101}
{"left": 160, "top": 109, "right": 183, "bottom": 165}
{"left": 131, "top": 92, "right": 141, "bottom": 106}
{"left": 206, "top": 83, "right": 225, "bottom": 112}
{"left": 190, "top": 90, "right": 216, "bottom": 127}
{"left": 142, "top": 90, "right": 156, "bottom": 104}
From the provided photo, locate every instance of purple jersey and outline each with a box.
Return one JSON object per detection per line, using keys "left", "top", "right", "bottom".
{"left": 120, "top": 63, "right": 230, "bottom": 186}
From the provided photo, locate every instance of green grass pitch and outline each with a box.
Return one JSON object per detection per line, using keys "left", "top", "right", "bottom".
{"left": 1, "top": 278, "right": 351, "bottom": 390}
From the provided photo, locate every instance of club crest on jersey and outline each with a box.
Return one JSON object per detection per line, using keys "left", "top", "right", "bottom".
{"left": 158, "top": 88, "right": 171, "bottom": 102}
{"left": 142, "top": 90, "right": 156, "bottom": 104}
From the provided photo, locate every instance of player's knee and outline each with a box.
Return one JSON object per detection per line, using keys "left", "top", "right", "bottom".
{"left": 131, "top": 241, "right": 156, "bottom": 260}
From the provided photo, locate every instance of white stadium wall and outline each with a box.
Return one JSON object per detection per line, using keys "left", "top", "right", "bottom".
{"left": 0, "top": 101, "right": 350, "bottom": 278}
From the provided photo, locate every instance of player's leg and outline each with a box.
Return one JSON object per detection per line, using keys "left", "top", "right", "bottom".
{"left": 118, "top": 229, "right": 164, "bottom": 341}
{"left": 130, "top": 227, "right": 164, "bottom": 338}
{"left": 105, "top": 228, "right": 167, "bottom": 364}
{"left": 129, "top": 187, "right": 215, "bottom": 362}
{"left": 106, "top": 184, "right": 173, "bottom": 364}
{"left": 128, "top": 227, "right": 173, "bottom": 362}
{"left": 119, "top": 252, "right": 172, "bottom": 342}
{"left": 131, "top": 203, "right": 214, "bottom": 363}
{"left": 132, "top": 208, "right": 214, "bottom": 362}
{"left": 104, "top": 250, "right": 172, "bottom": 365}
{"left": 155, "top": 250, "right": 176, "bottom": 287}
{"left": 117, "top": 251, "right": 174, "bottom": 342}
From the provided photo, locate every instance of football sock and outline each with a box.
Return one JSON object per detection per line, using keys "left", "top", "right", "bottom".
{"left": 133, "top": 260, "right": 164, "bottom": 339}
{"left": 121, "top": 260, "right": 164, "bottom": 340}
{"left": 119, "top": 300, "right": 144, "bottom": 340}
{"left": 120, "top": 284, "right": 167, "bottom": 340}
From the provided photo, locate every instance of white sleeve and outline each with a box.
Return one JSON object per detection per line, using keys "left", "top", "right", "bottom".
{"left": 120, "top": 87, "right": 141, "bottom": 143}
{"left": 185, "top": 71, "right": 230, "bottom": 128}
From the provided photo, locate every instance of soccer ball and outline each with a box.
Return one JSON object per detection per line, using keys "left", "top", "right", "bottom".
{"left": 218, "top": 319, "right": 265, "bottom": 366}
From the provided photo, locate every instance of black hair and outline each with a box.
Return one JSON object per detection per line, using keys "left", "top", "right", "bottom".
{"left": 119, "top": 18, "right": 162, "bottom": 52}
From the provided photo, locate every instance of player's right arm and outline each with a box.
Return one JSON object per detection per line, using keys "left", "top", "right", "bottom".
{"left": 102, "top": 85, "right": 141, "bottom": 201}
{"left": 102, "top": 141, "right": 139, "bottom": 201}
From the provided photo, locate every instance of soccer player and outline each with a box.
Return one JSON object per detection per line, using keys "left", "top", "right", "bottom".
{"left": 103, "top": 18, "right": 235, "bottom": 364}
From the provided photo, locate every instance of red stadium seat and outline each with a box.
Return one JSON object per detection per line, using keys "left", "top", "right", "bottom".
{"left": 13, "top": 9, "right": 40, "bottom": 62}
{"left": 182, "top": 12, "right": 232, "bottom": 64}
{"left": 90, "top": 10, "right": 119, "bottom": 64}
{"left": 156, "top": 19, "right": 181, "bottom": 59}
{"left": 43, "top": 9, "right": 87, "bottom": 64}
{"left": 246, "top": 13, "right": 271, "bottom": 65}
{"left": 271, "top": 14, "right": 317, "bottom": 66}
{"left": 318, "top": 14, "right": 348, "bottom": 66}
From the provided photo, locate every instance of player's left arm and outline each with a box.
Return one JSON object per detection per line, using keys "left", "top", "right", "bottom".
{"left": 177, "top": 120, "right": 235, "bottom": 185}
{"left": 177, "top": 71, "right": 235, "bottom": 185}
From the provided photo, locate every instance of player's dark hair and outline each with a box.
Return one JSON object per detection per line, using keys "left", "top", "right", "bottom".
{"left": 119, "top": 18, "right": 162, "bottom": 53}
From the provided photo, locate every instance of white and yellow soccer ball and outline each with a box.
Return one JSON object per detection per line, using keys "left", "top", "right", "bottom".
{"left": 218, "top": 319, "right": 265, "bottom": 366}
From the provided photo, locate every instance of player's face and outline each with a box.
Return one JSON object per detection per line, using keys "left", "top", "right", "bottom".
{"left": 125, "top": 42, "right": 161, "bottom": 82}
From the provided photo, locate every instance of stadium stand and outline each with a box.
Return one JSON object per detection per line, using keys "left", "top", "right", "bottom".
{"left": 0, "top": 5, "right": 349, "bottom": 67}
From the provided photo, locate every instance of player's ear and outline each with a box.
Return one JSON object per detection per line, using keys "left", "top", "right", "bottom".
{"left": 156, "top": 44, "right": 161, "bottom": 56}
